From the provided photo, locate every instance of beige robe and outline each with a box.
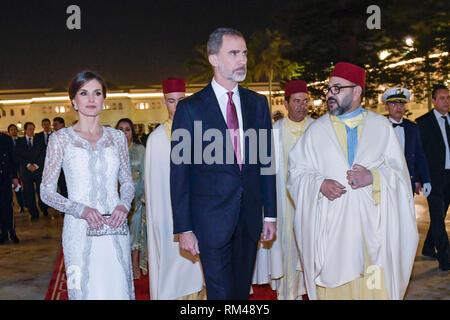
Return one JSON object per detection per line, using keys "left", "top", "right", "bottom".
{"left": 144, "top": 123, "right": 205, "bottom": 300}
{"left": 287, "top": 111, "right": 418, "bottom": 300}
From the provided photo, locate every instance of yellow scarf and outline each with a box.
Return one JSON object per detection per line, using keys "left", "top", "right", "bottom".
{"left": 163, "top": 119, "right": 173, "bottom": 141}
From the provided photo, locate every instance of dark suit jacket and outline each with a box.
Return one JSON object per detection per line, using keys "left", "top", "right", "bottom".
{"left": 15, "top": 135, "right": 45, "bottom": 178}
{"left": 35, "top": 131, "right": 51, "bottom": 156}
{"left": 416, "top": 110, "right": 448, "bottom": 188}
{"left": 170, "top": 83, "right": 277, "bottom": 248}
{"left": 0, "top": 133, "right": 18, "bottom": 183}
{"left": 402, "top": 118, "right": 431, "bottom": 188}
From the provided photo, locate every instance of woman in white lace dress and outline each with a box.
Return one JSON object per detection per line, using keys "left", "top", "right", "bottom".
{"left": 40, "top": 71, "right": 135, "bottom": 300}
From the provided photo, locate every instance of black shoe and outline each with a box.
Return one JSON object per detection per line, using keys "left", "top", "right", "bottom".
{"left": 10, "top": 232, "right": 19, "bottom": 244}
{"left": 43, "top": 210, "right": 49, "bottom": 217}
{"left": 439, "top": 262, "right": 450, "bottom": 271}
{"left": 422, "top": 250, "right": 438, "bottom": 260}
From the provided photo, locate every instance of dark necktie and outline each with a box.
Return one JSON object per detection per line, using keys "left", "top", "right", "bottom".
{"left": 442, "top": 115, "right": 450, "bottom": 147}
{"left": 392, "top": 122, "right": 404, "bottom": 128}
{"left": 226, "top": 91, "right": 242, "bottom": 170}
{"left": 45, "top": 133, "right": 49, "bottom": 145}
{"left": 27, "top": 138, "right": 32, "bottom": 149}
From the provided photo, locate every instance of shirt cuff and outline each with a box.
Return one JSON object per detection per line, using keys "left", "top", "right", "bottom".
{"left": 370, "top": 168, "right": 381, "bottom": 205}
{"left": 264, "top": 217, "right": 277, "bottom": 222}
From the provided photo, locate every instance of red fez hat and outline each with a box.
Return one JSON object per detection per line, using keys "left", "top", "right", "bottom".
{"left": 284, "top": 80, "right": 308, "bottom": 98}
{"left": 330, "top": 62, "right": 366, "bottom": 88}
{"left": 162, "top": 78, "right": 186, "bottom": 94}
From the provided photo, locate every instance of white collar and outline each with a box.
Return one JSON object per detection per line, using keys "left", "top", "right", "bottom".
{"left": 389, "top": 117, "right": 403, "bottom": 124}
{"left": 433, "top": 108, "right": 449, "bottom": 120}
{"left": 211, "top": 77, "right": 239, "bottom": 99}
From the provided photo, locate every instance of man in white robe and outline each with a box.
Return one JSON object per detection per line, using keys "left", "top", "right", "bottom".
{"left": 287, "top": 62, "right": 418, "bottom": 300}
{"left": 256, "top": 80, "right": 314, "bottom": 299}
{"left": 144, "top": 78, "right": 205, "bottom": 300}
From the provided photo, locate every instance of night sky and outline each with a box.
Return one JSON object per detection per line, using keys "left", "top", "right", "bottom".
{"left": 0, "top": 0, "right": 294, "bottom": 90}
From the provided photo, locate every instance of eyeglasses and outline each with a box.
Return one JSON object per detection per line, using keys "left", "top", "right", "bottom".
{"left": 323, "top": 85, "right": 356, "bottom": 95}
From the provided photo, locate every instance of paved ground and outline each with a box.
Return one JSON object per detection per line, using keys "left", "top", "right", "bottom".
{"left": 0, "top": 195, "right": 448, "bottom": 300}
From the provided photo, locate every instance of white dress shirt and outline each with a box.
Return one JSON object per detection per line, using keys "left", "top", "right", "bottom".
{"left": 389, "top": 117, "right": 405, "bottom": 151}
{"left": 433, "top": 109, "right": 450, "bottom": 169}
{"left": 25, "top": 135, "right": 39, "bottom": 170}
{"left": 211, "top": 78, "right": 244, "bottom": 160}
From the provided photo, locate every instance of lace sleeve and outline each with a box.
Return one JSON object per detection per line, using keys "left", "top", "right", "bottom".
{"left": 40, "top": 131, "right": 85, "bottom": 218}
{"left": 117, "top": 130, "right": 135, "bottom": 211}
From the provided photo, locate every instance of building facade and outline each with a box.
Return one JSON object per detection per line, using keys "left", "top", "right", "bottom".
{"left": 0, "top": 83, "right": 431, "bottom": 135}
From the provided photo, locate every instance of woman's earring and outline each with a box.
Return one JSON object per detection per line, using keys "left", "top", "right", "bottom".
{"left": 102, "top": 104, "right": 105, "bottom": 110}
{"left": 73, "top": 103, "right": 79, "bottom": 111}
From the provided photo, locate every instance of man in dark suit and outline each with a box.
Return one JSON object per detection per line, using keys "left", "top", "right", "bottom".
{"left": 52, "top": 117, "right": 68, "bottom": 198}
{"left": 416, "top": 84, "right": 450, "bottom": 271}
{"left": 15, "top": 122, "right": 47, "bottom": 219}
{"left": 8, "top": 124, "right": 25, "bottom": 213}
{"left": 0, "top": 132, "right": 20, "bottom": 243}
{"left": 170, "top": 27, "right": 277, "bottom": 299}
{"left": 35, "top": 118, "right": 52, "bottom": 148}
{"left": 383, "top": 87, "right": 431, "bottom": 195}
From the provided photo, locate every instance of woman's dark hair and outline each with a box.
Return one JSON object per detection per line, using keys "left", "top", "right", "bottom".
{"left": 68, "top": 70, "right": 107, "bottom": 105}
{"left": 115, "top": 118, "right": 141, "bottom": 145}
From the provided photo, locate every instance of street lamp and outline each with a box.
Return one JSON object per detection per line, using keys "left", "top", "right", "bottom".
{"left": 378, "top": 50, "right": 390, "bottom": 60}
{"left": 405, "top": 37, "right": 414, "bottom": 47}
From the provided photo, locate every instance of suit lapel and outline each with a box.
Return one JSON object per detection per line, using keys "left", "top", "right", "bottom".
{"left": 201, "top": 84, "right": 228, "bottom": 133}
{"left": 427, "top": 112, "right": 446, "bottom": 148}
{"left": 239, "top": 86, "right": 252, "bottom": 172}
{"left": 403, "top": 121, "right": 411, "bottom": 155}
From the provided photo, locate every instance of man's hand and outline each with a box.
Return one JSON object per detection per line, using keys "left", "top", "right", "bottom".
{"left": 261, "top": 221, "right": 276, "bottom": 241}
{"left": 346, "top": 164, "right": 373, "bottom": 189}
{"left": 320, "top": 179, "right": 346, "bottom": 201}
{"left": 179, "top": 232, "right": 200, "bottom": 256}
{"left": 414, "top": 182, "right": 421, "bottom": 195}
{"left": 27, "top": 164, "right": 37, "bottom": 172}
{"left": 12, "top": 178, "right": 19, "bottom": 189}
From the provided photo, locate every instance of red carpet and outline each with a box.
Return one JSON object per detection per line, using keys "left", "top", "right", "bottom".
{"left": 46, "top": 248, "right": 299, "bottom": 300}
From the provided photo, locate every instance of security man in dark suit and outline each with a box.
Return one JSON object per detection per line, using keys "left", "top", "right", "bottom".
{"left": 383, "top": 87, "right": 431, "bottom": 196}
{"left": 52, "top": 117, "right": 68, "bottom": 198}
{"left": 416, "top": 84, "right": 450, "bottom": 271}
{"left": 15, "top": 122, "right": 47, "bottom": 219}
{"left": 0, "top": 132, "right": 19, "bottom": 243}
{"left": 8, "top": 124, "right": 25, "bottom": 213}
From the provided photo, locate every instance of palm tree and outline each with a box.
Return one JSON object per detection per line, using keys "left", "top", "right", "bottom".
{"left": 184, "top": 45, "right": 214, "bottom": 84}
{"left": 249, "top": 29, "right": 298, "bottom": 113}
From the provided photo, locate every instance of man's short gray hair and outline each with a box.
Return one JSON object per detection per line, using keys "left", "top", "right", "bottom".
{"left": 207, "top": 27, "right": 244, "bottom": 55}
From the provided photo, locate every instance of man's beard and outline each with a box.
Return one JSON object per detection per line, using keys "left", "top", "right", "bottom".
{"left": 219, "top": 61, "right": 247, "bottom": 82}
{"left": 327, "top": 96, "right": 352, "bottom": 116}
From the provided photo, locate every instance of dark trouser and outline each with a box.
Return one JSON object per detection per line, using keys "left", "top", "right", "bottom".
{"left": 14, "top": 188, "right": 25, "bottom": 210}
{"left": 22, "top": 170, "right": 47, "bottom": 217}
{"left": 198, "top": 210, "right": 259, "bottom": 300}
{"left": 0, "top": 181, "right": 14, "bottom": 240}
{"left": 423, "top": 170, "right": 450, "bottom": 265}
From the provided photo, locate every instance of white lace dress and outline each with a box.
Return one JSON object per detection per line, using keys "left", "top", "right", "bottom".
{"left": 40, "top": 126, "right": 135, "bottom": 300}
